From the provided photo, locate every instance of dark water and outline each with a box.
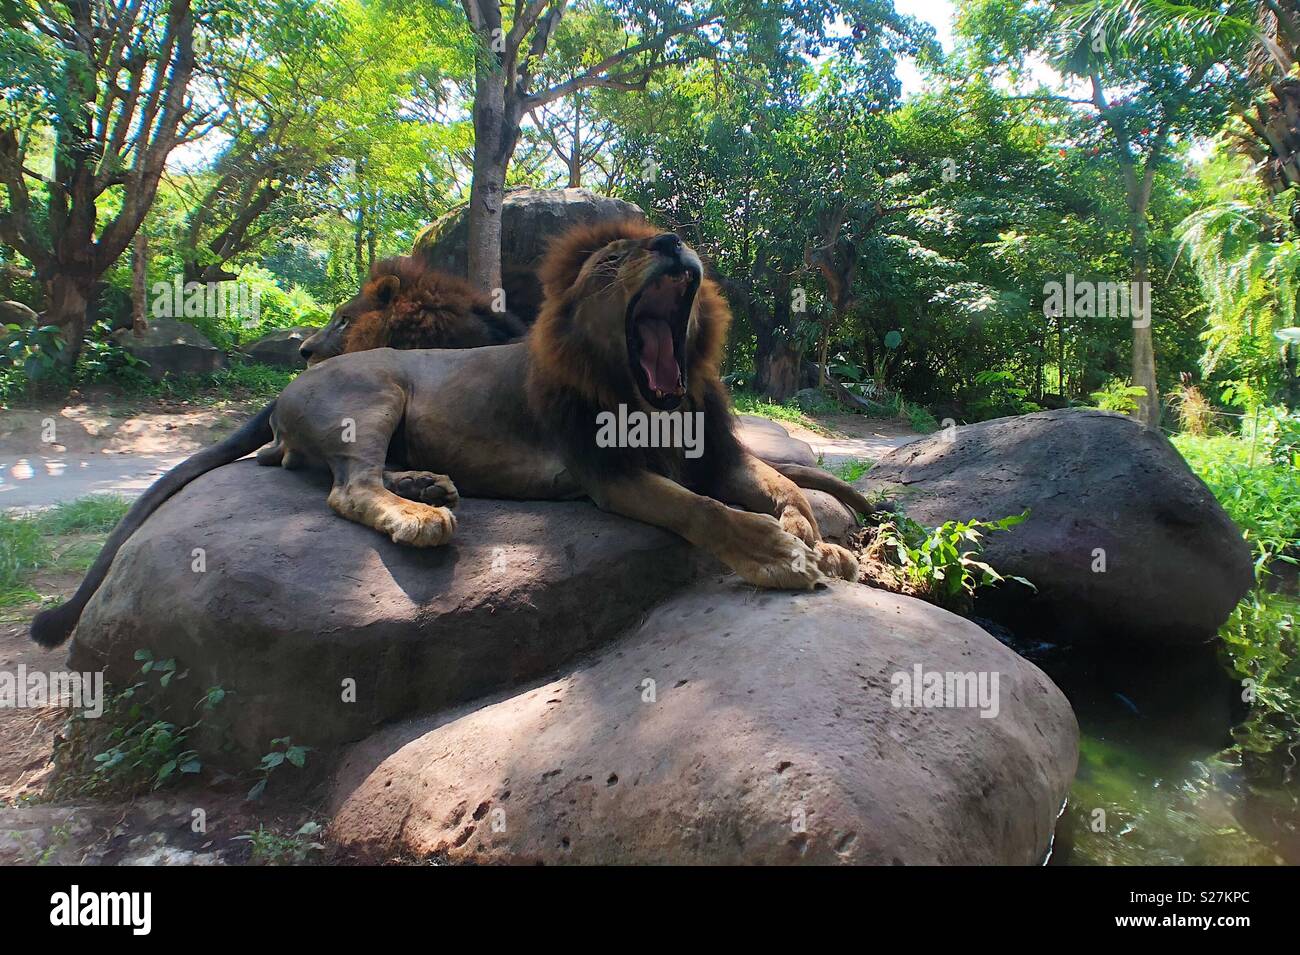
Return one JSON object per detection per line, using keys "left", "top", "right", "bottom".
{"left": 985, "top": 589, "right": 1298, "bottom": 866}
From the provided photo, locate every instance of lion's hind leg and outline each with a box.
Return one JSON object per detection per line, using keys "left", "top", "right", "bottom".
{"left": 383, "top": 470, "right": 460, "bottom": 508}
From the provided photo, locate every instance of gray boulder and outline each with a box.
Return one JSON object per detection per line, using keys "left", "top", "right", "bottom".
{"left": 0, "top": 300, "right": 38, "bottom": 327}
{"left": 241, "top": 326, "right": 315, "bottom": 369}
{"left": 864, "top": 409, "right": 1254, "bottom": 645}
{"left": 111, "top": 317, "right": 225, "bottom": 381}
{"left": 413, "top": 187, "right": 644, "bottom": 322}
{"left": 70, "top": 461, "right": 699, "bottom": 761}
{"left": 328, "top": 579, "right": 1078, "bottom": 865}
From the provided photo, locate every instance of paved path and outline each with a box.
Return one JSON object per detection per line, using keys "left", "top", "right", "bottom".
{"left": 0, "top": 452, "right": 188, "bottom": 510}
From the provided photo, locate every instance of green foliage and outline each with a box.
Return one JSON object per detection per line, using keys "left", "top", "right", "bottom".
{"left": 873, "top": 510, "right": 1034, "bottom": 610}
{"left": 0, "top": 323, "right": 64, "bottom": 402}
{"left": 1089, "top": 379, "right": 1148, "bottom": 416}
{"left": 236, "top": 821, "right": 326, "bottom": 865}
{"left": 830, "top": 458, "right": 871, "bottom": 483}
{"left": 730, "top": 392, "right": 824, "bottom": 432}
{"left": 1173, "top": 434, "right": 1300, "bottom": 574}
{"left": 247, "top": 737, "right": 312, "bottom": 801}
{"left": 53, "top": 650, "right": 225, "bottom": 799}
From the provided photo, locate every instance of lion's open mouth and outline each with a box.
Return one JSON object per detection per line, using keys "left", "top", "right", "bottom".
{"left": 627, "top": 268, "right": 697, "bottom": 410}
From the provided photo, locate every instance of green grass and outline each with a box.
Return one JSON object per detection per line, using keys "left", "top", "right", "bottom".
{"left": 0, "top": 495, "right": 131, "bottom": 606}
{"left": 731, "top": 392, "right": 826, "bottom": 432}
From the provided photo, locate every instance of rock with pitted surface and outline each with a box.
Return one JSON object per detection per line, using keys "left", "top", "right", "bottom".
{"left": 327, "top": 579, "right": 1078, "bottom": 865}
{"left": 413, "top": 188, "right": 645, "bottom": 322}
{"left": 863, "top": 409, "right": 1254, "bottom": 645}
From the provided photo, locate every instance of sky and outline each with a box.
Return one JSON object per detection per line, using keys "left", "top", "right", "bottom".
{"left": 893, "top": 0, "right": 956, "bottom": 95}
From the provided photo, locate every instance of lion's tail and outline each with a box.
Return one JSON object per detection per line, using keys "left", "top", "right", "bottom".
{"left": 30, "top": 402, "right": 277, "bottom": 649}
{"left": 772, "top": 462, "right": 874, "bottom": 518}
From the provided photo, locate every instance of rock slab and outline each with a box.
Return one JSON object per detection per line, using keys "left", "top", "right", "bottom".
{"left": 328, "top": 579, "right": 1078, "bottom": 865}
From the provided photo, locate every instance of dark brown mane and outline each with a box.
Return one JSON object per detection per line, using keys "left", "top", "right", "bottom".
{"left": 343, "top": 256, "right": 523, "bottom": 352}
{"left": 526, "top": 218, "right": 741, "bottom": 487}
{"left": 528, "top": 219, "right": 732, "bottom": 409}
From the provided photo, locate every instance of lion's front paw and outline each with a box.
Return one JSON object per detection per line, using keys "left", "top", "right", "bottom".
{"left": 814, "top": 541, "right": 859, "bottom": 582}
{"left": 723, "top": 511, "right": 827, "bottom": 591}
{"left": 386, "top": 503, "right": 457, "bottom": 547}
{"left": 384, "top": 470, "right": 460, "bottom": 508}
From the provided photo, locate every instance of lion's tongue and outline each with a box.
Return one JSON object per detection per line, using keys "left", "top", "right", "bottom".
{"left": 639, "top": 318, "right": 680, "bottom": 394}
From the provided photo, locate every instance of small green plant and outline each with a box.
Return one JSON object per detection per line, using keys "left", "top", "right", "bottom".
{"left": 248, "top": 737, "right": 312, "bottom": 801}
{"left": 967, "top": 369, "right": 1041, "bottom": 420}
{"left": 869, "top": 510, "right": 1034, "bottom": 610}
{"left": 1090, "top": 379, "right": 1148, "bottom": 416}
{"left": 236, "top": 821, "right": 326, "bottom": 864}
{"left": 730, "top": 391, "right": 826, "bottom": 432}
{"left": 53, "top": 651, "right": 225, "bottom": 798}
{"left": 829, "top": 457, "right": 871, "bottom": 483}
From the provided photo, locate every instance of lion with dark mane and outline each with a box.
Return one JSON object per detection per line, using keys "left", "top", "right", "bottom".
{"left": 33, "top": 219, "right": 860, "bottom": 649}
{"left": 298, "top": 255, "right": 525, "bottom": 365}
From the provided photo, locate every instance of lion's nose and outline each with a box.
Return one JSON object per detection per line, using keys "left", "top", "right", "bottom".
{"left": 647, "top": 232, "right": 683, "bottom": 259}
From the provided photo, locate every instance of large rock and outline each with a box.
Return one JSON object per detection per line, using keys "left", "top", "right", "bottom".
{"left": 328, "top": 579, "right": 1078, "bottom": 865}
{"left": 111, "top": 317, "right": 225, "bottom": 381}
{"left": 70, "top": 461, "right": 699, "bottom": 760}
{"left": 864, "top": 409, "right": 1254, "bottom": 645}
{"left": 413, "top": 188, "right": 644, "bottom": 322}
{"left": 241, "top": 326, "right": 315, "bottom": 369}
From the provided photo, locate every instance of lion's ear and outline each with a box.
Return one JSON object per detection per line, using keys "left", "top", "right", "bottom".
{"left": 374, "top": 275, "right": 400, "bottom": 305}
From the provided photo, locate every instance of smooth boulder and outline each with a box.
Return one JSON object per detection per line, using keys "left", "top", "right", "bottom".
{"left": 328, "top": 579, "right": 1078, "bottom": 865}
{"left": 413, "top": 187, "right": 644, "bottom": 322}
{"left": 70, "top": 461, "right": 699, "bottom": 760}
{"left": 110, "top": 317, "right": 225, "bottom": 381}
{"left": 864, "top": 409, "right": 1254, "bottom": 645}
{"left": 241, "top": 326, "right": 315, "bottom": 368}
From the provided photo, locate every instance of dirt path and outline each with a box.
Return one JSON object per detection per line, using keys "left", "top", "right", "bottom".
{"left": 1, "top": 394, "right": 257, "bottom": 510}
{"left": 779, "top": 413, "right": 923, "bottom": 467}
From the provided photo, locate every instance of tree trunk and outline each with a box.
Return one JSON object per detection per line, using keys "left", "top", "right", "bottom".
{"left": 45, "top": 274, "right": 93, "bottom": 366}
{"left": 466, "top": 65, "right": 511, "bottom": 293}
{"left": 132, "top": 229, "right": 148, "bottom": 337}
{"left": 1129, "top": 212, "right": 1159, "bottom": 427}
